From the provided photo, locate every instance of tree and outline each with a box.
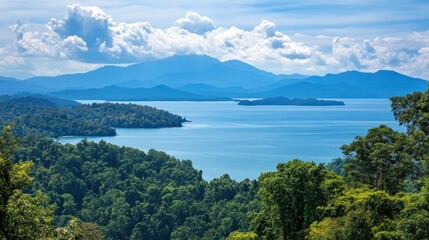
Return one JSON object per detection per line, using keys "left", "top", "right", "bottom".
{"left": 308, "top": 187, "right": 404, "bottom": 240}
{"left": 396, "top": 179, "right": 429, "bottom": 239}
{"left": 6, "top": 190, "right": 55, "bottom": 239}
{"left": 342, "top": 125, "right": 415, "bottom": 194}
{"left": 56, "top": 218, "right": 105, "bottom": 240}
{"left": 253, "top": 160, "right": 328, "bottom": 240}
{"left": 391, "top": 89, "right": 429, "bottom": 135}
{"left": 226, "top": 231, "right": 258, "bottom": 240}
{"left": 0, "top": 124, "right": 55, "bottom": 239}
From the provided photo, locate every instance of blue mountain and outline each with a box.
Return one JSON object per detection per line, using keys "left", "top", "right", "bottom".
{"left": 0, "top": 76, "right": 45, "bottom": 94}
{"left": 26, "top": 55, "right": 219, "bottom": 90}
{"left": 176, "top": 69, "right": 428, "bottom": 98}
{"left": 0, "top": 54, "right": 427, "bottom": 98}
{"left": 283, "top": 70, "right": 428, "bottom": 97}
{"left": 49, "top": 85, "right": 230, "bottom": 101}
{"left": 26, "top": 55, "right": 288, "bottom": 90}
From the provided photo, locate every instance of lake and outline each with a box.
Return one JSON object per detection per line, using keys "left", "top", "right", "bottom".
{"left": 60, "top": 99, "right": 402, "bottom": 180}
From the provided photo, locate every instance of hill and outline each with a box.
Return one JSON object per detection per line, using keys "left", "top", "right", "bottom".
{"left": 0, "top": 76, "right": 45, "bottom": 94}
{"left": 49, "top": 85, "right": 231, "bottom": 101}
{"left": 177, "top": 70, "right": 429, "bottom": 98}
{"left": 0, "top": 96, "right": 185, "bottom": 137}
{"left": 290, "top": 70, "right": 429, "bottom": 98}
{"left": 1, "top": 93, "right": 81, "bottom": 107}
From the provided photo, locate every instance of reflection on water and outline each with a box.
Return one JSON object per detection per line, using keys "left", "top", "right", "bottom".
{"left": 60, "top": 99, "right": 402, "bottom": 180}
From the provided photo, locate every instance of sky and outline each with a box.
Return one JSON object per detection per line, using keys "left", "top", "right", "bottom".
{"left": 0, "top": 0, "right": 428, "bottom": 79}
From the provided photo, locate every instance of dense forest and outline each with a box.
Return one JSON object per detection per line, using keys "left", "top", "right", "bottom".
{"left": 1, "top": 87, "right": 429, "bottom": 239}
{"left": 0, "top": 96, "right": 185, "bottom": 137}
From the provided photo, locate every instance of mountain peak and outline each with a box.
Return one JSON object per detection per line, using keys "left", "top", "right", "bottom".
{"left": 374, "top": 70, "right": 409, "bottom": 78}
{"left": 168, "top": 54, "right": 219, "bottom": 62}
{"left": 150, "top": 84, "right": 173, "bottom": 90}
{"left": 139, "top": 54, "right": 220, "bottom": 67}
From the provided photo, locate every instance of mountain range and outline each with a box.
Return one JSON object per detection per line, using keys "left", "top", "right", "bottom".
{"left": 0, "top": 54, "right": 427, "bottom": 99}
{"left": 49, "top": 85, "right": 230, "bottom": 101}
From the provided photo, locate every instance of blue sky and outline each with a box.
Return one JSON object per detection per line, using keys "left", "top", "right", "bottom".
{"left": 0, "top": 0, "right": 428, "bottom": 79}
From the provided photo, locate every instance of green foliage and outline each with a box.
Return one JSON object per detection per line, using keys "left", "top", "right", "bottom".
{"left": 326, "top": 158, "right": 345, "bottom": 176}
{"left": 396, "top": 210, "right": 429, "bottom": 240}
{"left": 309, "top": 187, "right": 404, "bottom": 240}
{"left": 253, "top": 160, "right": 330, "bottom": 240}
{"left": 0, "top": 125, "right": 55, "bottom": 239}
{"left": 308, "top": 217, "right": 345, "bottom": 240}
{"left": 342, "top": 125, "right": 415, "bottom": 194}
{"left": 258, "top": 87, "right": 429, "bottom": 239}
{"left": 0, "top": 96, "right": 185, "bottom": 137}
{"left": 391, "top": 89, "right": 429, "bottom": 174}
{"left": 15, "top": 137, "right": 259, "bottom": 240}
{"left": 391, "top": 90, "right": 428, "bottom": 134}
{"left": 394, "top": 179, "right": 429, "bottom": 239}
{"left": 6, "top": 190, "right": 56, "bottom": 239}
{"left": 55, "top": 218, "right": 105, "bottom": 240}
{"left": 5, "top": 86, "right": 429, "bottom": 240}
{"left": 226, "top": 231, "right": 258, "bottom": 240}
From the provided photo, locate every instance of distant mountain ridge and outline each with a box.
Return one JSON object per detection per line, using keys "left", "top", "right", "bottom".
{"left": 49, "top": 85, "right": 231, "bottom": 101}
{"left": 265, "top": 70, "right": 428, "bottom": 98}
{"left": 25, "top": 55, "right": 291, "bottom": 90}
{"left": 0, "top": 76, "right": 45, "bottom": 94}
{"left": 0, "top": 54, "right": 427, "bottom": 98}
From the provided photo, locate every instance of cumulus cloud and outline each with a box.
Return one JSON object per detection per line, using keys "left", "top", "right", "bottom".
{"left": 175, "top": 11, "right": 215, "bottom": 35}
{"left": 48, "top": 4, "right": 112, "bottom": 48}
{"left": 253, "top": 20, "right": 279, "bottom": 38}
{"left": 6, "top": 4, "right": 429, "bottom": 79}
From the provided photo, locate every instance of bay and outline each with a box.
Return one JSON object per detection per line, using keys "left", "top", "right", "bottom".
{"left": 60, "top": 99, "right": 402, "bottom": 180}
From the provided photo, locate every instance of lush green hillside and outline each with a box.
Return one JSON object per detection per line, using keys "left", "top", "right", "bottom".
{"left": 0, "top": 96, "right": 185, "bottom": 137}
{"left": 14, "top": 137, "right": 259, "bottom": 240}
{"left": 2, "top": 87, "right": 429, "bottom": 239}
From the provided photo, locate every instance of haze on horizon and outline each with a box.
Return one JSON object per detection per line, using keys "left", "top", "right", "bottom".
{"left": 0, "top": 0, "right": 428, "bottom": 80}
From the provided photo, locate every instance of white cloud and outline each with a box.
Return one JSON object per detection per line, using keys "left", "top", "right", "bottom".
{"left": 253, "top": 20, "right": 279, "bottom": 38}
{"left": 3, "top": 4, "right": 429, "bottom": 80}
{"left": 175, "top": 11, "right": 215, "bottom": 35}
{"left": 0, "top": 47, "right": 32, "bottom": 79}
{"left": 0, "top": 48, "right": 25, "bottom": 66}
{"left": 48, "top": 4, "right": 112, "bottom": 47}
{"left": 45, "top": 4, "right": 155, "bottom": 62}
{"left": 62, "top": 35, "right": 88, "bottom": 54}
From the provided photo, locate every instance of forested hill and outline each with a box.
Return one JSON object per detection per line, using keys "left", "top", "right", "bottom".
{"left": 16, "top": 137, "right": 260, "bottom": 240}
{"left": 0, "top": 94, "right": 80, "bottom": 107}
{"left": 0, "top": 96, "right": 185, "bottom": 137}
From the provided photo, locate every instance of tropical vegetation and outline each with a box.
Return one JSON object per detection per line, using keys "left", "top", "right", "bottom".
{"left": 2, "top": 86, "right": 429, "bottom": 239}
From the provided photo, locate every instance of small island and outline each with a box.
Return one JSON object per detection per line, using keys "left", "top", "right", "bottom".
{"left": 237, "top": 97, "right": 345, "bottom": 106}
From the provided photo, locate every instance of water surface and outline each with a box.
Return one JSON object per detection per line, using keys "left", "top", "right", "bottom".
{"left": 60, "top": 99, "right": 402, "bottom": 180}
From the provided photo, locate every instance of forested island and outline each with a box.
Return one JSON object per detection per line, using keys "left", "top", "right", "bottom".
{"left": 238, "top": 97, "right": 345, "bottom": 106}
{"left": 0, "top": 95, "right": 185, "bottom": 137}
{"left": 2, "top": 87, "right": 429, "bottom": 239}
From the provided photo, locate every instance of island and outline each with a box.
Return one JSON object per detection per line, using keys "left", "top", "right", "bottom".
{"left": 0, "top": 95, "right": 186, "bottom": 137}
{"left": 237, "top": 97, "right": 345, "bottom": 106}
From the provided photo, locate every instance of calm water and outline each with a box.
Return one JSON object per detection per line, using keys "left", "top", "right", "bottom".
{"left": 60, "top": 99, "right": 402, "bottom": 180}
